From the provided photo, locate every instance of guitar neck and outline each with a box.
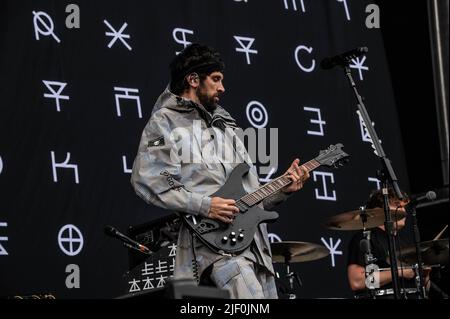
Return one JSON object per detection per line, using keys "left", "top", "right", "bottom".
{"left": 240, "top": 159, "right": 321, "bottom": 207}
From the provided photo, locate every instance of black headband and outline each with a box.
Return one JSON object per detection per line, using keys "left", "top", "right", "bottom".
{"left": 173, "top": 61, "right": 224, "bottom": 83}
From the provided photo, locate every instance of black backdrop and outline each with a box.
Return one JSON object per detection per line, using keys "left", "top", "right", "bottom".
{"left": 0, "top": 0, "right": 417, "bottom": 299}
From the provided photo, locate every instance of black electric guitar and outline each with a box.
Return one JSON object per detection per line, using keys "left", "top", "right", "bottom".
{"left": 180, "top": 143, "right": 350, "bottom": 254}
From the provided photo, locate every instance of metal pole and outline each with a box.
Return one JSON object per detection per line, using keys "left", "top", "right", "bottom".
{"left": 427, "top": 0, "right": 449, "bottom": 185}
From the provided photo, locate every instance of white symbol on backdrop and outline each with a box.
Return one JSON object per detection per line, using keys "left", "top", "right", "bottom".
{"left": 143, "top": 277, "right": 154, "bottom": 290}
{"left": 313, "top": 171, "right": 337, "bottom": 201}
{"left": 350, "top": 56, "right": 369, "bottom": 80}
{"left": 122, "top": 156, "right": 132, "bottom": 174}
{"left": 156, "top": 260, "right": 168, "bottom": 274}
{"left": 103, "top": 20, "right": 132, "bottom": 51}
{"left": 0, "top": 156, "right": 3, "bottom": 174}
{"left": 43, "top": 80, "right": 69, "bottom": 112}
{"left": 169, "top": 243, "right": 177, "bottom": 257}
{"left": 142, "top": 262, "right": 154, "bottom": 276}
{"left": 259, "top": 167, "right": 277, "bottom": 183}
{"left": 234, "top": 0, "right": 248, "bottom": 2}
{"left": 156, "top": 274, "right": 168, "bottom": 288}
{"left": 304, "top": 107, "right": 326, "bottom": 136}
{"left": 357, "top": 110, "right": 380, "bottom": 153}
{"left": 58, "top": 224, "right": 84, "bottom": 256}
{"left": 128, "top": 279, "right": 141, "bottom": 292}
{"left": 0, "top": 222, "right": 8, "bottom": 256}
{"left": 368, "top": 177, "right": 381, "bottom": 190}
{"left": 234, "top": 36, "right": 258, "bottom": 65}
{"left": 51, "top": 151, "right": 79, "bottom": 184}
{"left": 114, "top": 87, "right": 142, "bottom": 118}
{"left": 294, "top": 45, "right": 315, "bottom": 72}
{"left": 358, "top": 110, "right": 373, "bottom": 142}
{"left": 32, "top": 11, "right": 61, "bottom": 43}
{"left": 284, "top": 0, "right": 306, "bottom": 12}
{"left": 172, "top": 28, "right": 194, "bottom": 54}
{"left": 268, "top": 233, "right": 282, "bottom": 243}
{"left": 321, "top": 237, "right": 343, "bottom": 267}
{"left": 246, "top": 101, "right": 268, "bottom": 129}
{"left": 337, "top": 0, "right": 351, "bottom": 21}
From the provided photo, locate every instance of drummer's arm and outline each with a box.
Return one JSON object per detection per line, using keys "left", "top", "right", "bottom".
{"left": 347, "top": 264, "right": 416, "bottom": 291}
{"left": 347, "top": 264, "right": 366, "bottom": 291}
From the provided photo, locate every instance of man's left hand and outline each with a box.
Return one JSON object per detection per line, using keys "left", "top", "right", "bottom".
{"left": 281, "top": 158, "right": 310, "bottom": 193}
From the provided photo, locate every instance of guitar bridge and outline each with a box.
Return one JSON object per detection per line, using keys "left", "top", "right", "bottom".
{"left": 194, "top": 219, "right": 220, "bottom": 234}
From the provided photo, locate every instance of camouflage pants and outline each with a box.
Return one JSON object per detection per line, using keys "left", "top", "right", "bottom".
{"left": 210, "top": 256, "right": 278, "bottom": 299}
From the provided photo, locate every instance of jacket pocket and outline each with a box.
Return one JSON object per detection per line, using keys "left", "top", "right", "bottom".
{"left": 211, "top": 260, "right": 241, "bottom": 289}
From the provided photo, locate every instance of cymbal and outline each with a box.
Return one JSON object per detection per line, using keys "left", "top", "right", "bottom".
{"left": 324, "top": 208, "right": 406, "bottom": 231}
{"left": 399, "top": 239, "right": 449, "bottom": 266}
{"left": 270, "top": 241, "right": 329, "bottom": 263}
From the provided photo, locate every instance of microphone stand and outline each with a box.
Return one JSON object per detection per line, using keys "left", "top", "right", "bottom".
{"left": 406, "top": 204, "right": 427, "bottom": 298}
{"left": 342, "top": 64, "right": 404, "bottom": 299}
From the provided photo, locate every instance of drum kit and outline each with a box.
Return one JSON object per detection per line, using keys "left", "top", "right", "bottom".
{"left": 271, "top": 206, "right": 448, "bottom": 299}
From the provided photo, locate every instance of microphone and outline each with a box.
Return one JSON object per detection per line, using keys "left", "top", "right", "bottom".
{"left": 320, "top": 47, "right": 369, "bottom": 69}
{"left": 408, "top": 191, "right": 437, "bottom": 207}
{"left": 104, "top": 225, "right": 151, "bottom": 254}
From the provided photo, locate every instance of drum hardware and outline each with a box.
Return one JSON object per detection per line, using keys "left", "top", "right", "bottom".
{"left": 271, "top": 241, "right": 329, "bottom": 299}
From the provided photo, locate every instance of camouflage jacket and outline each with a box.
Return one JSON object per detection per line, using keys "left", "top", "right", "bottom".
{"left": 131, "top": 86, "right": 290, "bottom": 281}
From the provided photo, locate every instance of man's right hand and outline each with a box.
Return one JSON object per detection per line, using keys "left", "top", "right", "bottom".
{"left": 207, "top": 197, "right": 239, "bottom": 223}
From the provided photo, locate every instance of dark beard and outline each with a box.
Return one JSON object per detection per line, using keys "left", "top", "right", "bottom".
{"left": 197, "top": 91, "right": 218, "bottom": 112}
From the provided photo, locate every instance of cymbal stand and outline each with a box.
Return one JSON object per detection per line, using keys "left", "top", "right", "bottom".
{"left": 359, "top": 207, "right": 378, "bottom": 298}
{"left": 405, "top": 204, "right": 426, "bottom": 298}
{"left": 283, "top": 255, "right": 302, "bottom": 299}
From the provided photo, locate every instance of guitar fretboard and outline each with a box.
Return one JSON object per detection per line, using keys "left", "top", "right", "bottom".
{"left": 240, "top": 159, "right": 320, "bottom": 207}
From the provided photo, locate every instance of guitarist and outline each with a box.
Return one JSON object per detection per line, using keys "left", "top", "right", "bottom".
{"left": 131, "top": 43, "right": 310, "bottom": 298}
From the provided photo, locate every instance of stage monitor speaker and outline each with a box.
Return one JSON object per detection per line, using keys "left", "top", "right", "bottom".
{"left": 116, "top": 278, "right": 230, "bottom": 299}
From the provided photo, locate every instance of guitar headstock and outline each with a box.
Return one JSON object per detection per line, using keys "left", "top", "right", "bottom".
{"left": 315, "top": 143, "right": 350, "bottom": 168}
